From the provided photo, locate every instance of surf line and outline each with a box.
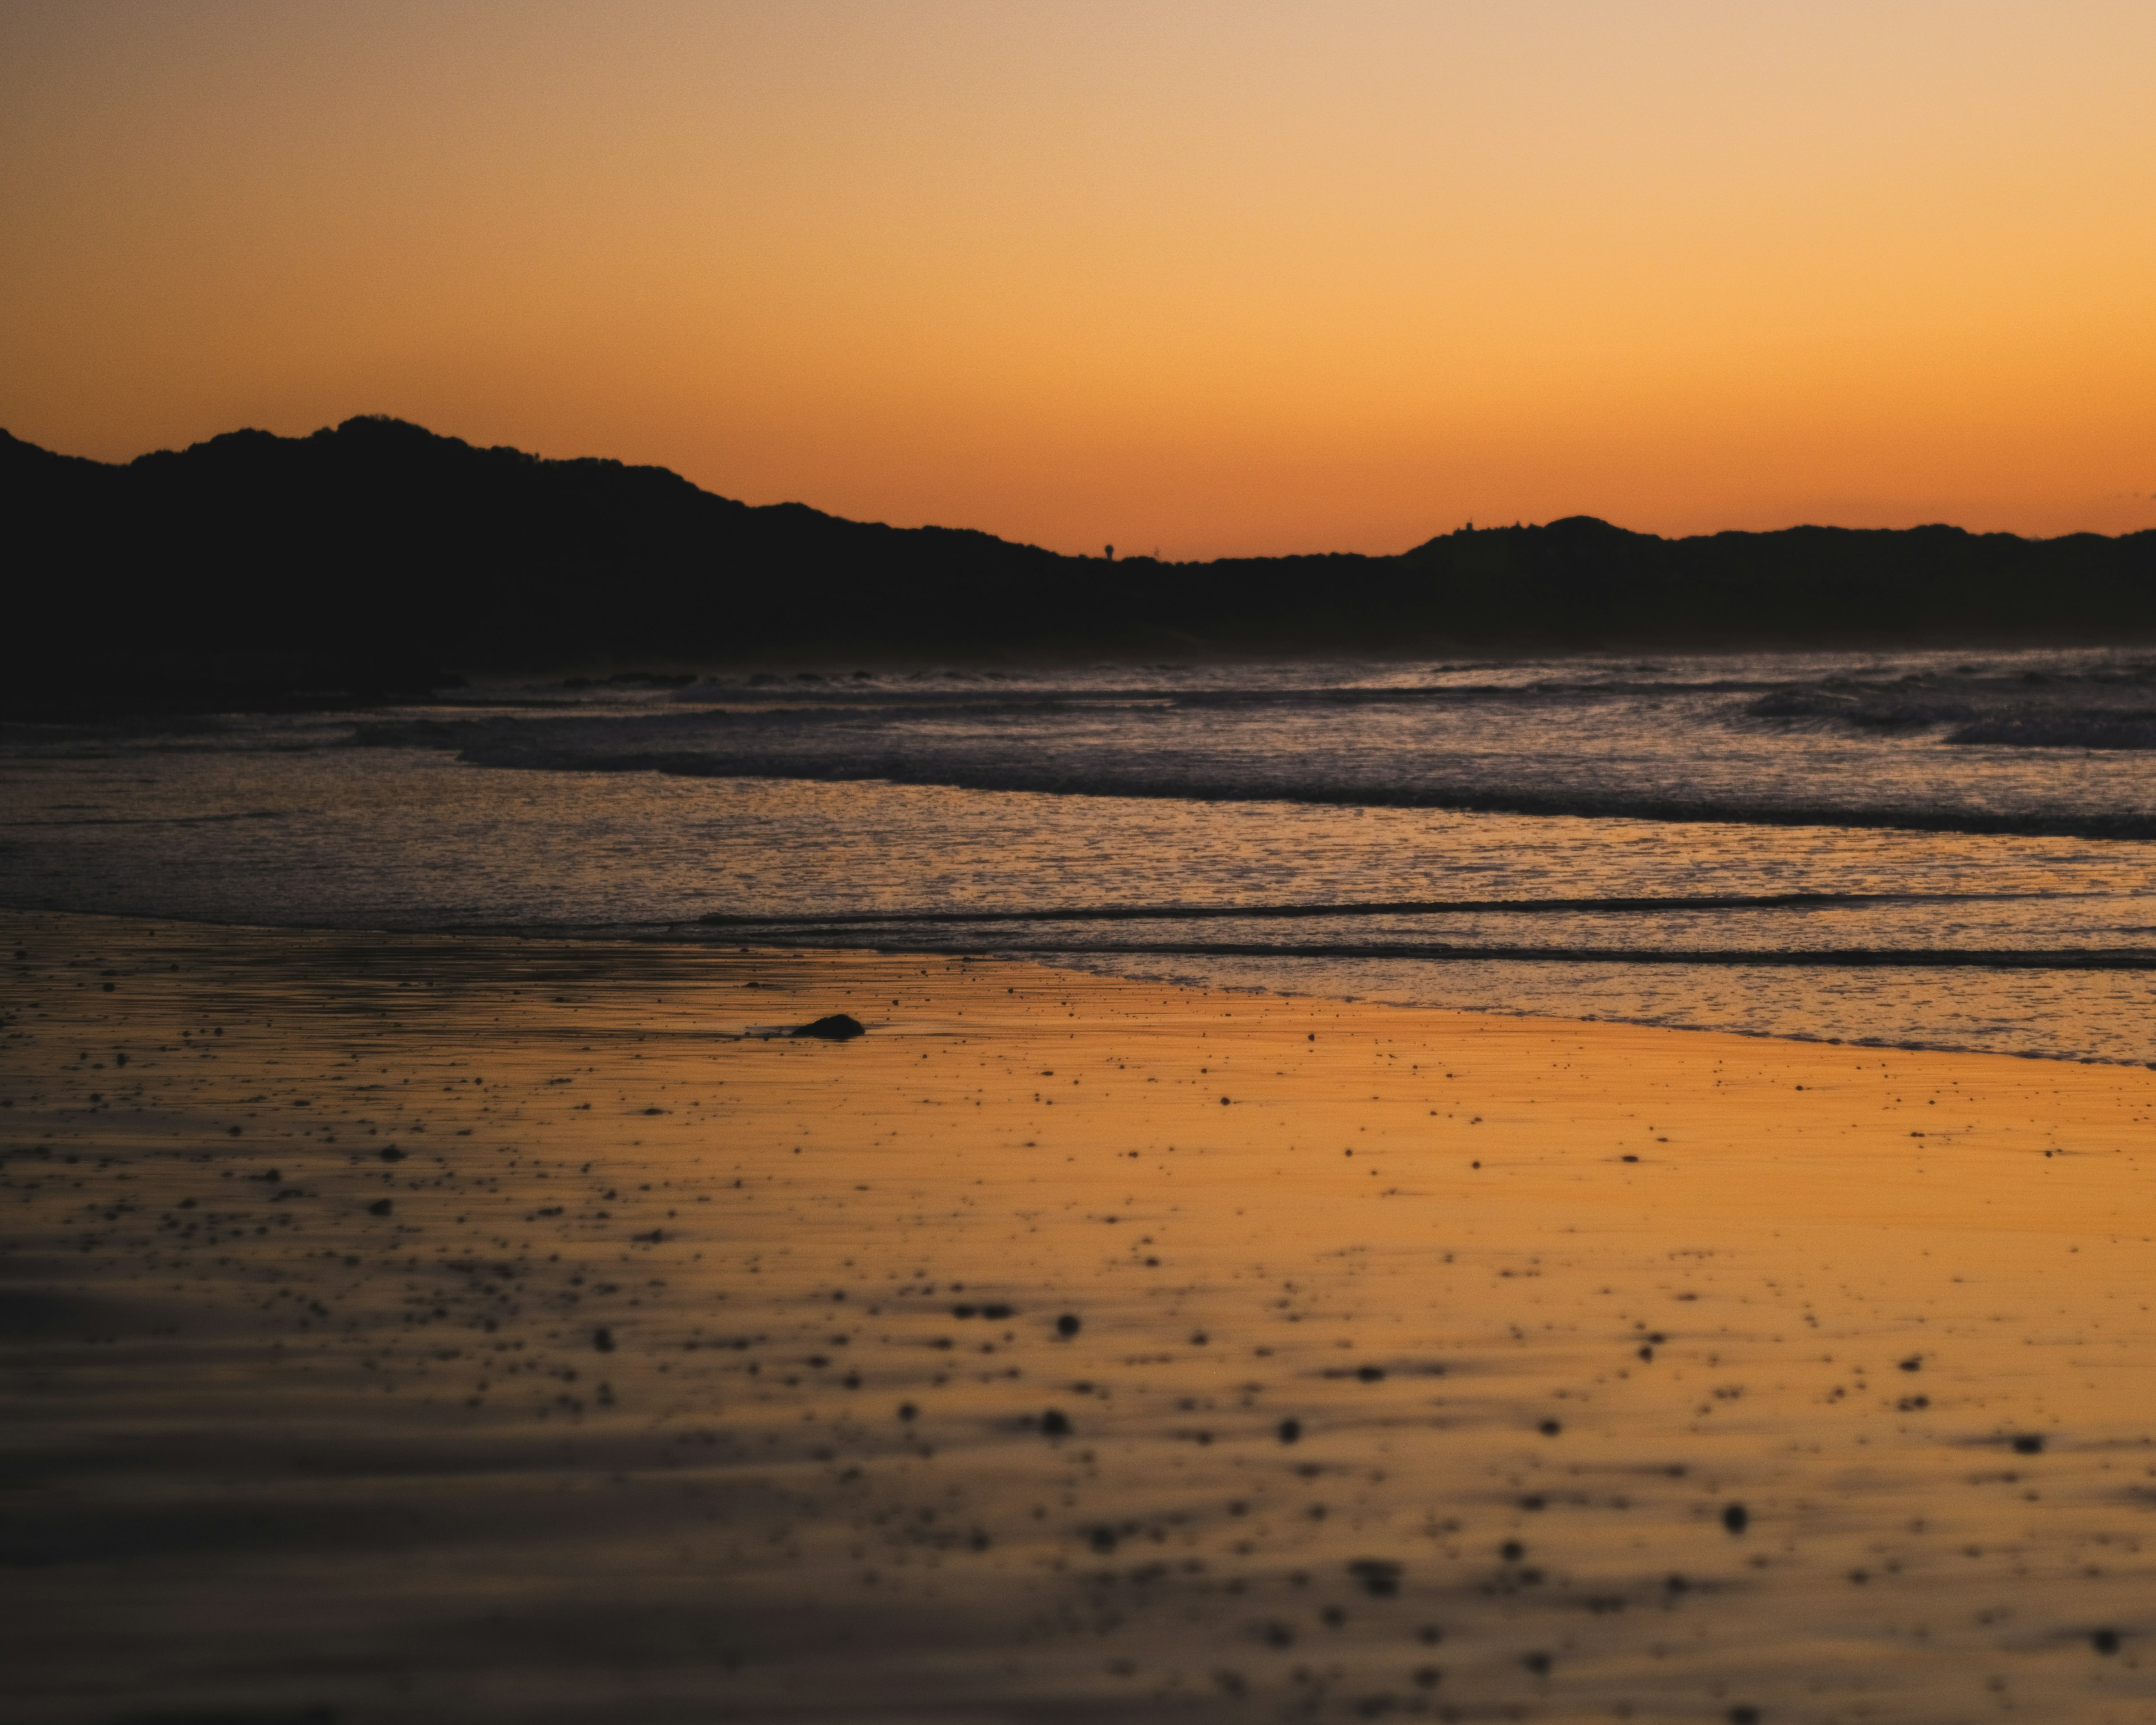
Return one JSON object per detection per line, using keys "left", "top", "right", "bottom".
{"left": 696, "top": 889, "right": 2035, "bottom": 929}
{"left": 710, "top": 938, "right": 2156, "bottom": 971}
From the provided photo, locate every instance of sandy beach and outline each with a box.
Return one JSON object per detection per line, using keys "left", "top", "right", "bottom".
{"left": 6, "top": 906, "right": 2156, "bottom": 1723}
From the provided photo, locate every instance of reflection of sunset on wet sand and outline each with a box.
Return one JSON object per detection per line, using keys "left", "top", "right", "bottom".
{"left": 10, "top": 910, "right": 2156, "bottom": 1722}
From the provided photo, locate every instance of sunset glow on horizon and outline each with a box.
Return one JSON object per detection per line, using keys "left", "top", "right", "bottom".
{"left": 4, "top": 0, "right": 2154, "bottom": 558}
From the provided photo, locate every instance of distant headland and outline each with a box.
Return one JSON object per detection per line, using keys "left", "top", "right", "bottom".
{"left": 6, "top": 416, "right": 2153, "bottom": 715}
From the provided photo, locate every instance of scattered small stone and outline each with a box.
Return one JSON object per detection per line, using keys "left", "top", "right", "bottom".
{"left": 1723, "top": 1503, "right": 1749, "bottom": 1535}
{"left": 593, "top": 1327, "right": 615, "bottom": 1352}
{"left": 366, "top": 1198, "right": 392, "bottom": 1216}
{"left": 1347, "top": 1558, "right": 1401, "bottom": 1598}
{"left": 1040, "top": 1409, "right": 1072, "bottom": 1438}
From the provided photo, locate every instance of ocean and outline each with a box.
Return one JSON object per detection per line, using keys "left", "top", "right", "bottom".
{"left": 5, "top": 644, "right": 2154, "bottom": 1064}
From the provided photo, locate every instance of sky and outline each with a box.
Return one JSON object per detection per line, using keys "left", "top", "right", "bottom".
{"left": 3, "top": 1, "right": 2153, "bottom": 559}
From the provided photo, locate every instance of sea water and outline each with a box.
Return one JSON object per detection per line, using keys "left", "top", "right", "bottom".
{"left": 3, "top": 646, "right": 2153, "bottom": 1063}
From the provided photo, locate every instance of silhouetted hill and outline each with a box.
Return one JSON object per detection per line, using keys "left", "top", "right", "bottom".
{"left": 5, "top": 417, "right": 2153, "bottom": 714}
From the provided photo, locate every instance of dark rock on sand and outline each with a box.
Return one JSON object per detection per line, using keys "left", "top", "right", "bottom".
{"left": 793, "top": 1015, "right": 866, "bottom": 1041}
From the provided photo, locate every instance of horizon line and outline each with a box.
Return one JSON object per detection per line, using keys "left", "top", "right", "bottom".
{"left": 4, "top": 413, "right": 2149, "bottom": 563}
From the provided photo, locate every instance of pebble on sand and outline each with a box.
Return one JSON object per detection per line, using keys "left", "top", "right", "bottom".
{"left": 1346, "top": 1559, "right": 1401, "bottom": 1598}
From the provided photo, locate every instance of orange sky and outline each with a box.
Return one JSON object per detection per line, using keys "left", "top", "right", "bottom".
{"left": 3, "top": 1, "right": 2153, "bottom": 558}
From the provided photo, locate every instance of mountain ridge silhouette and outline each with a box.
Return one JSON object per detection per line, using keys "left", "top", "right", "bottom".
{"left": 6, "top": 416, "right": 2153, "bottom": 715}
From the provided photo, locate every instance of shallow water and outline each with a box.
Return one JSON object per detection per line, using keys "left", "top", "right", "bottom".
{"left": 2, "top": 646, "right": 2154, "bottom": 1061}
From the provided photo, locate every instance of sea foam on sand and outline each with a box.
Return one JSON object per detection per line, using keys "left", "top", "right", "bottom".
{"left": 4, "top": 910, "right": 2156, "bottom": 1723}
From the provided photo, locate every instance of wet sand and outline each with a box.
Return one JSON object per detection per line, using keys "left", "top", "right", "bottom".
{"left": 5, "top": 910, "right": 2156, "bottom": 1724}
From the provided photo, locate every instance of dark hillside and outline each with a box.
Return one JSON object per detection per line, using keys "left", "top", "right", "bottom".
{"left": 5, "top": 417, "right": 2153, "bottom": 714}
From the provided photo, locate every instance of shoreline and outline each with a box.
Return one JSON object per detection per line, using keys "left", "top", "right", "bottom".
{"left": 7, "top": 907, "right": 2156, "bottom": 1722}
{"left": 16, "top": 900, "right": 2156, "bottom": 1073}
